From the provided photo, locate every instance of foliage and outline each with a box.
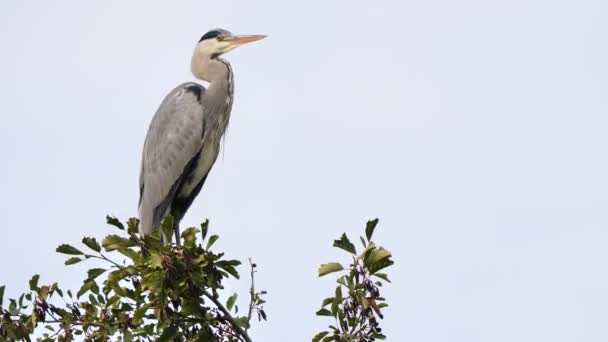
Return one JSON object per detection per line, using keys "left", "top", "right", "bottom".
{"left": 313, "top": 219, "right": 394, "bottom": 342}
{"left": 0, "top": 217, "right": 393, "bottom": 342}
{"left": 0, "top": 217, "right": 265, "bottom": 342}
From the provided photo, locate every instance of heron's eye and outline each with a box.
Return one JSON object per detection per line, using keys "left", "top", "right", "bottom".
{"left": 217, "top": 35, "right": 226, "bottom": 41}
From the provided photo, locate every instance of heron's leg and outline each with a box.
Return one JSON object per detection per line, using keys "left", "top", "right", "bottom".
{"left": 159, "top": 229, "right": 167, "bottom": 246}
{"left": 174, "top": 222, "right": 181, "bottom": 247}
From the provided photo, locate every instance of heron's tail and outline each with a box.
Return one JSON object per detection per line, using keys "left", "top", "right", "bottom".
{"left": 137, "top": 202, "right": 155, "bottom": 236}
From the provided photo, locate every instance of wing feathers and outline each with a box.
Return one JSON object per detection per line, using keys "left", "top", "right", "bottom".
{"left": 138, "top": 82, "right": 206, "bottom": 234}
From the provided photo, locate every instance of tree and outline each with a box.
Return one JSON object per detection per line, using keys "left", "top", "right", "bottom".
{"left": 0, "top": 217, "right": 393, "bottom": 341}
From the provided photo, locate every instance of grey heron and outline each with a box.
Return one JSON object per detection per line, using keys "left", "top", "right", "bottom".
{"left": 138, "top": 29, "right": 266, "bottom": 244}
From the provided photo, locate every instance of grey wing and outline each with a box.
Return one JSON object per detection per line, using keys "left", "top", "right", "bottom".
{"left": 138, "top": 82, "right": 206, "bottom": 234}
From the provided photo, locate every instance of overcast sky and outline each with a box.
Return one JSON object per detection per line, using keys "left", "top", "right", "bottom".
{"left": 1, "top": 0, "right": 607, "bottom": 341}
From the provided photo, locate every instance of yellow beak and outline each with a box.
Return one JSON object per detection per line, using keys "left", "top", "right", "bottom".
{"left": 225, "top": 34, "right": 267, "bottom": 47}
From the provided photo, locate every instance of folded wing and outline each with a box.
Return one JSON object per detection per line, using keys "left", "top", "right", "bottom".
{"left": 138, "top": 83, "right": 206, "bottom": 234}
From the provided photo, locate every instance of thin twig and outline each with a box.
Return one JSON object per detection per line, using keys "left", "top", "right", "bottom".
{"left": 41, "top": 320, "right": 115, "bottom": 327}
{"left": 84, "top": 254, "right": 124, "bottom": 269}
{"left": 203, "top": 290, "right": 252, "bottom": 342}
{"left": 246, "top": 258, "right": 256, "bottom": 332}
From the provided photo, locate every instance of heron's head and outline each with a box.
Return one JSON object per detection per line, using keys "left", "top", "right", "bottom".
{"left": 195, "top": 29, "right": 266, "bottom": 59}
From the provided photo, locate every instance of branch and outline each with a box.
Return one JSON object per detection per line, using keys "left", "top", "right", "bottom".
{"left": 203, "top": 290, "right": 252, "bottom": 342}
{"left": 246, "top": 258, "right": 256, "bottom": 332}
{"left": 84, "top": 253, "right": 124, "bottom": 269}
{"left": 41, "top": 320, "right": 113, "bottom": 327}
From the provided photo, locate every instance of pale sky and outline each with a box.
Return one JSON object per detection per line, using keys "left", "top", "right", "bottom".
{"left": 1, "top": 1, "right": 607, "bottom": 341}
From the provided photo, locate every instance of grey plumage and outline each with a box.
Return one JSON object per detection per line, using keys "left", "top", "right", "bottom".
{"left": 138, "top": 29, "right": 265, "bottom": 242}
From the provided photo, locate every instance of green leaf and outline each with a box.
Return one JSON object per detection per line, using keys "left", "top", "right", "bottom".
{"left": 133, "top": 303, "right": 150, "bottom": 325}
{"left": 106, "top": 295, "right": 120, "bottom": 307}
{"left": 201, "top": 219, "right": 209, "bottom": 241}
{"left": 318, "top": 262, "right": 344, "bottom": 277}
{"left": 0, "top": 285, "right": 4, "bottom": 306}
{"left": 106, "top": 215, "right": 124, "bottom": 230}
{"left": 102, "top": 235, "right": 134, "bottom": 251}
{"left": 320, "top": 297, "right": 334, "bottom": 308}
{"left": 221, "top": 264, "right": 240, "bottom": 279}
{"left": 181, "top": 227, "right": 198, "bottom": 247}
{"left": 82, "top": 237, "right": 101, "bottom": 253}
{"left": 236, "top": 316, "right": 250, "bottom": 329}
{"left": 29, "top": 274, "right": 40, "bottom": 291}
{"left": 226, "top": 293, "right": 238, "bottom": 312}
{"left": 216, "top": 259, "right": 242, "bottom": 267}
{"left": 331, "top": 287, "right": 340, "bottom": 316}
{"left": 87, "top": 268, "right": 106, "bottom": 279}
{"left": 142, "top": 324, "right": 154, "bottom": 335}
{"left": 181, "top": 298, "right": 203, "bottom": 317}
{"left": 206, "top": 234, "right": 219, "bottom": 249}
{"left": 157, "top": 326, "right": 177, "bottom": 342}
{"left": 64, "top": 257, "right": 83, "bottom": 265}
{"left": 364, "top": 247, "right": 392, "bottom": 267}
{"left": 77, "top": 280, "right": 96, "bottom": 298}
{"left": 216, "top": 260, "right": 241, "bottom": 280}
{"left": 371, "top": 332, "right": 386, "bottom": 340}
{"left": 88, "top": 293, "right": 98, "bottom": 306}
{"left": 373, "top": 272, "right": 391, "bottom": 283}
{"left": 123, "top": 330, "right": 133, "bottom": 342}
{"left": 337, "top": 308, "right": 345, "bottom": 327}
{"left": 360, "top": 235, "right": 367, "bottom": 248}
{"left": 337, "top": 275, "right": 348, "bottom": 288}
{"left": 56, "top": 244, "right": 84, "bottom": 255}
{"left": 127, "top": 217, "right": 140, "bottom": 235}
{"left": 333, "top": 233, "right": 356, "bottom": 254}
{"left": 141, "top": 270, "right": 163, "bottom": 292}
{"left": 359, "top": 294, "right": 369, "bottom": 309}
{"left": 315, "top": 308, "right": 333, "bottom": 316}
{"left": 118, "top": 248, "right": 140, "bottom": 262}
{"left": 313, "top": 331, "right": 330, "bottom": 342}
{"left": 366, "top": 218, "right": 379, "bottom": 241}
{"left": 335, "top": 285, "right": 342, "bottom": 303}
{"left": 53, "top": 284, "right": 63, "bottom": 298}
{"left": 8, "top": 299, "right": 17, "bottom": 315}
{"left": 31, "top": 309, "right": 38, "bottom": 325}
{"left": 148, "top": 253, "right": 163, "bottom": 268}
{"left": 161, "top": 215, "right": 174, "bottom": 244}
{"left": 369, "top": 258, "right": 395, "bottom": 274}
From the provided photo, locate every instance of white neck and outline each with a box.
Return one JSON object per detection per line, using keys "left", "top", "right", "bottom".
{"left": 191, "top": 44, "right": 230, "bottom": 80}
{"left": 190, "top": 46, "right": 234, "bottom": 122}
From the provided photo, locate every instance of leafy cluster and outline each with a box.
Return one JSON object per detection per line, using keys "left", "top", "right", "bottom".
{"left": 0, "top": 217, "right": 393, "bottom": 342}
{"left": 0, "top": 217, "right": 266, "bottom": 342}
{"left": 314, "top": 219, "right": 393, "bottom": 342}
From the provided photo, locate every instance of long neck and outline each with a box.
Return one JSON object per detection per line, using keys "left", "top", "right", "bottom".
{"left": 192, "top": 50, "right": 231, "bottom": 81}
{"left": 191, "top": 52, "right": 234, "bottom": 128}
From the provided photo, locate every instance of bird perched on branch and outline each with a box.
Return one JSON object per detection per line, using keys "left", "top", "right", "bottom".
{"left": 138, "top": 29, "right": 266, "bottom": 243}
